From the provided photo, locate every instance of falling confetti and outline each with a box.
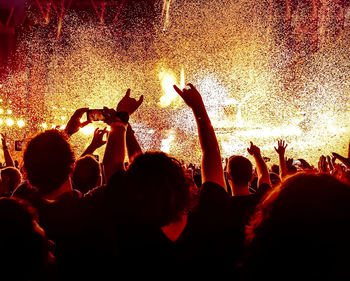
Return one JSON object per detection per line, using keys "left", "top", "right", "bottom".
{"left": 0, "top": 0, "right": 349, "bottom": 167}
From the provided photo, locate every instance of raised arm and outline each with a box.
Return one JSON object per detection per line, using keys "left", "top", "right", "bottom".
{"left": 247, "top": 142, "right": 271, "bottom": 187}
{"left": 81, "top": 127, "right": 107, "bottom": 157}
{"left": 102, "top": 89, "right": 143, "bottom": 181}
{"left": 174, "top": 84, "right": 226, "bottom": 191}
{"left": 1, "top": 133, "right": 14, "bottom": 167}
{"left": 126, "top": 123, "right": 142, "bottom": 163}
{"left": 274, "top": 139, "right": 288, "bottom": 180}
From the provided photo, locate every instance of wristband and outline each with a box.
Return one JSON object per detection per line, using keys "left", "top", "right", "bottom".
{"left": 110, "top": 121, "right": 128, "bottom": 130}
{"left": 2, "top": 146, "right": 8, "bottom": 149}
{"left": 115, "top": 111, "right": 129, "bottom": 124}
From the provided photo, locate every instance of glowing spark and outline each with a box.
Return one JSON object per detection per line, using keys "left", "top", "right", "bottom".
{"left": 6, "top": 119, "right": 14, "bottom": 126}
{"left": 0, "top": 119, "right": 2, "bottom": 124}
{"left": 7, "top": 110, "right": 12, "bottom": 114}
{"left": 0, "top": 109, "right": 3, "bottom": 114}
{"left": 42, "top": 123, "right": 47, "bottom": 129}
{"left": 162, "top": 0, "right": 172, "bottom": 31}
{"left": 180, "top": 67, "right": 185, "bottom": 89}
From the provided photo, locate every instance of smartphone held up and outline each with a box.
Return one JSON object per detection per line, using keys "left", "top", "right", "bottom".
{"left": 86, "top": 109, "right": 105, "bottom": 122}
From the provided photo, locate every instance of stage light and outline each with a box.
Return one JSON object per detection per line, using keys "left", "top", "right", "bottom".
{"left": 17, "top": 120, "right": 25, "bottom": 127}
{"left": 80, "top": 124, "right": 95, "bottom": 135}
{"left": 6, "top": 119, "right": 14, "bottom": 126}
{"left": 42, "top": 123, "right": 47, "bottom": 129}
{"left": 7, "top": 109, "right": 12, "bottom": 114}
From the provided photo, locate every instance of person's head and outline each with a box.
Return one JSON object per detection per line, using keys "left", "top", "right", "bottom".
{"left": 0, "top": 166, "right": 22, "bottom": 195}
{"left": 245, "top": 172, "right": 350, "bottom": 280}
{"left": 271, "top": 164, "right": 279, "bottom": 175}
{"left": 269, "top": 172, "right": 281, "bottom": 188}
{"left": 115, "top": 152, "right": 196, "bottom": 226}
{"left": 287, "top": 165, "right": 297, "bottom": 175}
{"left": 227, "top": 155, "right": 253, "bottom": 187}
{"left": 23, "top": 130, "right": 75, "bottom": 196}
{"left": 0, "top": 197, "right": 52, "bottom": 279}
{"left": 72, "top": 155, "right": 101, "bottom": 194}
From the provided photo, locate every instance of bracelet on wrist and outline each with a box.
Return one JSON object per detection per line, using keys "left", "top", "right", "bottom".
{"left": 114, "top": 111, "right": 129, "bottom": 124}
{"left": 2, "top": 146, "right": 8, "bottom": 149}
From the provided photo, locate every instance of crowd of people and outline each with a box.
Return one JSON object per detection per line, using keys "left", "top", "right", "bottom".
{"left": 1, "top": 84, "right": 350, "bottom": 280}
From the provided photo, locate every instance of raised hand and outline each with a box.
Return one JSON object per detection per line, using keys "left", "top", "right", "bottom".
{"left": 117, "top": 89, "right": 144, "bottom": 115}
{"left": 1, "top": 133, "right": 7, "bottom": 147}
{"left": 318, "top": 155, "right": 330, "bottom": 174}
{"left": 274, "top": 139, "right": 288, "bottom": 155}
{"left": 90, "top": 127, "right": 108, "bottom": 149}
{"left": 247, "top": 141, "right": 261, "bottom": 157}
{"left": 65, "top": 108, "right": 91, "bottom": 136}
{"left": 173, "top": 83, "right": 204, "bottom": 111}
{"left": 332, "top": 141, "right": 350, "bottom": 169}
{"left": 298, "top": 158, "right": 312, "bottom": 170}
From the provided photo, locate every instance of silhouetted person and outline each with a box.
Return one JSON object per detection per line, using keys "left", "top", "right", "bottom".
{"left": 243, "top": 172, "right": 350, "bottom": 281}
{"left": 0, "top": 166, "right": 22, "bottom": 197}
{"left": 72, "top": 155, "right": 101, "bottom": 194}
{"left": 0, "top": 197, "right": 56, "bottom": 280}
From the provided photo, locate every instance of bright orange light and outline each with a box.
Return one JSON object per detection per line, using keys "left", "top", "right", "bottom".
{"left": 158, "top": 69, "right": 184, "bottom": 108}
{"left": 80, "top": 124, "right": 95, "bottom": 135}
{"left": 6, "top": 119, "right": 14, "bottom": 126}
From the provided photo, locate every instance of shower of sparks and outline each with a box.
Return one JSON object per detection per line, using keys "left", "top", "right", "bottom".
{"left": 0, "top": 0, "right": 349, "bottom": 166}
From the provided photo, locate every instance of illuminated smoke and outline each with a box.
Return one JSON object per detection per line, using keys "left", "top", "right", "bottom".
{"left": 0, "top": 0, "right": 349, "bottom": 166}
